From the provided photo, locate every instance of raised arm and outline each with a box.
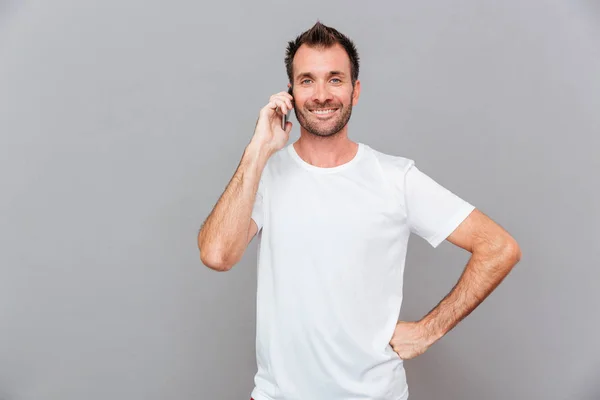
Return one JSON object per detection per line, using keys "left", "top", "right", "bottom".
{"left": 198, "top": 91, "right": 294, "bottom": 271}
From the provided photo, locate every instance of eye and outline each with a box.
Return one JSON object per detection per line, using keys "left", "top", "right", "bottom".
{"left": 301, "top": 79, "right": 312, "bottom": 84}
{"left": 331, "top": 78, "right": 341, "bottom": 83}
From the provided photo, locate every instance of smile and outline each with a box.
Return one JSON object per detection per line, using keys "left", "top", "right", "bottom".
{"left": 310, "top": 108, "right": 338, "bottom": 115}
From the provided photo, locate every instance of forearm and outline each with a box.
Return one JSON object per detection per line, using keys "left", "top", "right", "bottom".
{"left": 419, "top": 242, "right": 521, "bottom": 344}
{"left": 198, "top": 140, "right": 271, "bottom": 270}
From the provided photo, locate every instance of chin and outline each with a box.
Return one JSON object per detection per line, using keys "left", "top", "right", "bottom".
{"left": 295, "top": 107, "right": 352, "bottom": 137}
{"left": 304, "top": 122, "right": 347, "bottom": 137}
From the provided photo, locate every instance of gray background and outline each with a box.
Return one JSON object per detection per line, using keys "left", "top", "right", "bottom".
{"left": 1, "top": 0, "right": 598, "bottom": 399}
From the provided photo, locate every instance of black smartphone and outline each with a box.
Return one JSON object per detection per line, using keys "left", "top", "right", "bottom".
{"left": 282, "top": 86, "right": 294, "bottom": 130}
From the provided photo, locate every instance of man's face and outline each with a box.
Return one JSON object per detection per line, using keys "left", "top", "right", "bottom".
{"left": 290, "top": 44, "right": 360, "bottom": 138}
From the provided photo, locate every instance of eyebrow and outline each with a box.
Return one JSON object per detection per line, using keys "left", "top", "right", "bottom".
{"left": 295, "top": 71, "right": 347, "bottom": 81}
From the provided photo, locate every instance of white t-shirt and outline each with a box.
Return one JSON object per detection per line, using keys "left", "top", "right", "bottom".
{"left": 250, "top": 142, "right": 475, "bottom": 400}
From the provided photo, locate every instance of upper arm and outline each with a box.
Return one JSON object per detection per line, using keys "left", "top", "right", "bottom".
{"left": 446, "top": 208, "right": 521, "bottom": 259}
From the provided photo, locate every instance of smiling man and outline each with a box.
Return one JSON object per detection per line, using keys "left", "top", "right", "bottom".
{"left": 198, "top": 21, "right": 522, "bottom": 400}
{"left": 290, "top": 46, "right": 354, "bottom": 138}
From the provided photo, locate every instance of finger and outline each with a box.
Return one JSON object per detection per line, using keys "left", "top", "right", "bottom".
{"left": 273, "top": 99, "right": 289, "bottom": 115}
{"left": 265, "top": 99, "right": 286, "bottom": 114}
{"left": 271, "top": 94, "right": 293, "bottom": 113}
{"left": 277, "top": 90, "right": 293, "bottom": 100}
{"left": 284, "top": 91, "right": 294, "bottom": 103}
{"left": 269, "top": 93, "right": 290, "bottom": 106}
{"left": 278, "top": 94, "right": 294, "bottom": 111}
{"left": 263, "top": 101, "right": 279, "bottom": 116}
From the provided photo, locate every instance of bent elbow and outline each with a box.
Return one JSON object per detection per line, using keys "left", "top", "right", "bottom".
{"left": 504, "top": 238, "right": 522, "bottom": 265}
{"left": 200, "top": 251, "right": 233, "bottom": 272}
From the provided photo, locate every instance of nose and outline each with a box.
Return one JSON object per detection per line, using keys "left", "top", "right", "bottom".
{"left": 312, "top": 82, "right": 333, "bottom": 104}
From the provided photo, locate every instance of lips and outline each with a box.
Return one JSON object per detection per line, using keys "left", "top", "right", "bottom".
{"left": 309, "top": 108, "right": 339, "bottom": 117}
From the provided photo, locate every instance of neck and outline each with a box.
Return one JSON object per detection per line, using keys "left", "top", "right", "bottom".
{"left": 293, "top": 127, "right": 358, "bottom": 168}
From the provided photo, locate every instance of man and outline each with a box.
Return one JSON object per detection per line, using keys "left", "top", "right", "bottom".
{"left": 198, "top": 21, "right": 521, "bottom": 400}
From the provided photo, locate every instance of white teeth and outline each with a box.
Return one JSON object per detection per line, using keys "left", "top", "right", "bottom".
{"left": 311, "top": 109, "right": 337, "bottom": 114}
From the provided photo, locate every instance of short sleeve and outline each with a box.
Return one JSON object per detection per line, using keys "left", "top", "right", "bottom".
{"left": 251, "top": 175, "right": 265, "bottom": 232}
{"left": 404, "top": 163, "right": 475, "bottom": 248}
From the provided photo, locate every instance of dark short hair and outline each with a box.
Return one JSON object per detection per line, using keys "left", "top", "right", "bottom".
{"left": 285, "top": 21, "right": 360, "bottom": 87}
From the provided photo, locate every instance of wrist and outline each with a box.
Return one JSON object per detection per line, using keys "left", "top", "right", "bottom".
{"left": 245, "top": 139, "right": 273, "bottom": 166}
{"left": 417, "top": 317, "right": 445, "bottom": 346}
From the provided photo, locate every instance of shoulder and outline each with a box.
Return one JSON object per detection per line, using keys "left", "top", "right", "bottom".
{"left": 259, "top": 144, "right": 296, "bottom": 187}
{"left": 362, "top": 143, "right": 415, "bottom": 177}
{"left": 261, "top": 145, "right": 289, "bottom": 175}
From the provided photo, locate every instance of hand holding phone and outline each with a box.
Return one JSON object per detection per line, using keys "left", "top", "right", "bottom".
{"left": 252, "top": 89, "right": 294, "bottom": 154}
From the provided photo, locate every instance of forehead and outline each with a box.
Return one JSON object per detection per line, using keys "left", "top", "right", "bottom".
{"left": 292, "top": 43, "right": 351, "bottom": 78}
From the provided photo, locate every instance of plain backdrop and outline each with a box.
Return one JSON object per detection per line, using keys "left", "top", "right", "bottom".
{"left": 1, "top": 1, "right": 599, "bottom": 399}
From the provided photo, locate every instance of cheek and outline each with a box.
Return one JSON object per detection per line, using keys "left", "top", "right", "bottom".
{"left": 293, "top": 96, "right": 307, "bottom": 110}
{"left": 340, "top": 90, "right": 353, "bottom": 104}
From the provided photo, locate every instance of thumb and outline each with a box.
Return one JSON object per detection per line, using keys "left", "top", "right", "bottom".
{"left": 284, "top": 121, "right": 293, "bottom": 134}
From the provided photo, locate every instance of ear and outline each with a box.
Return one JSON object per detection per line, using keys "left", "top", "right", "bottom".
{"left": 352, "top": 80, "right": 361, "bottom": 106}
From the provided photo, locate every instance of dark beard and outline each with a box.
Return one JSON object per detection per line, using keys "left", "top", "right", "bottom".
{"left": 294, "top": 93, "right": 354, "bottom": 138}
